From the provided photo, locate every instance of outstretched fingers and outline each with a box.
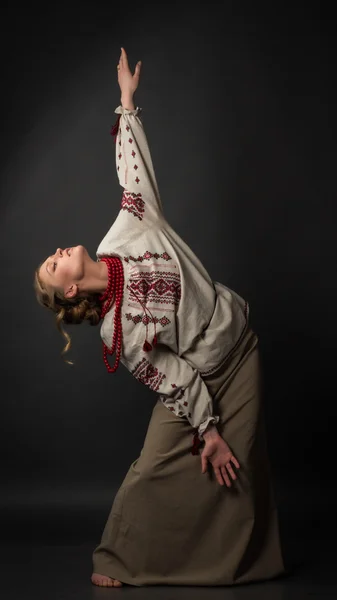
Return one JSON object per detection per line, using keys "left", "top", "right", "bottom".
{"left": 118, "top": 47, "right": 141, "bottom": 86}
{"left": 231, "top": 456, "right": 240, "bottom": 470}
{"left": 120, "top": 47, "right": 129, "bottom": 68}
{"left": 219, "top": 455, "right": 241, "bottom": 487}
{"left": 220, "top": 466, "right": 231, "bottom": 487}
{"left": 215, "top": 467, "right": 225, "bottom": 486}
{"left": 133, "top": 60, "right": 142, "bottom": 79}
{"left": 226, "top": 460, "right": 238, "bottom": 481}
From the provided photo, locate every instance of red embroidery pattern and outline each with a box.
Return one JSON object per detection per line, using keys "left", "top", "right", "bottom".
{"left": 127, "top": 270, "right": 181, "bottom": 308}
{"left": 131, "top": 357, "right": 166, "bottom": 391}
{"left": 170, "top": 384, "right": 186, "bottom": 400}
{"left": 132, "top": 150, "right": 136, "bottom": 158}
{"left": 129, "top": 137, "right": 133, "bottom": 143}
{"left": 125, "top": 312, "right": 171, "bottom": 327}
{"left": 124, "top": 251, "right": 172, "bottom": 263}
{"left": 121, "top": 192, "right": 145, "bottom": 221}
{"left": 161, "top": 395, "right": 188, "bottom": 417}
{"left": 135, "top": 177, "right": 140, "bottom": 183}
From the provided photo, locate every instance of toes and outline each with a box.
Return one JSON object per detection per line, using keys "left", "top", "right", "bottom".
{"left": 91, "top": 573, "right": 123, "bottom": 587}
{"left": 92, "top": 574, "right": 102, "bottom": 586}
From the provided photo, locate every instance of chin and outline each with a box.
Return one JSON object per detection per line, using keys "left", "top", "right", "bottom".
{"left": 75, "top": 245, "right": 87, "bottom": 255}
{"left": 77, "top": 245, "right": 92, "bottom": 264}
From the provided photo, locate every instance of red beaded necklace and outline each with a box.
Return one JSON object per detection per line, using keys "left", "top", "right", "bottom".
{"left": 98, "top": 256, "right": 124, "bottom": 373}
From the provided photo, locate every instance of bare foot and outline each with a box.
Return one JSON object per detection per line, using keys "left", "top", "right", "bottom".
{"left": 91, "top": 572, "right": 123, "bottom": 587}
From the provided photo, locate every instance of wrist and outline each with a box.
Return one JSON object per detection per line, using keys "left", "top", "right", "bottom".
{"left": 202, "top": 424, "right": 219, "bottom": 441}
{"left": 121, "top": 94, "right": 135, "bottom": 110}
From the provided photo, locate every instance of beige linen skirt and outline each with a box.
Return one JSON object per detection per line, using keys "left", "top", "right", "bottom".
{"left": 92, "top": 326, "right": 286, "bottom": 586}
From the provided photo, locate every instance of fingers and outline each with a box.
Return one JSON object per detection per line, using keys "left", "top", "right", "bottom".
{"left": 117, "top": 52, "right": 122, "bottom": 74}
{"left": 134, "top": 61, "right": 142, "bottom": 78}
{"left": 120, "top": 47, "right": 128, "bottom": 67}
{"left": 226, "top": 462, "right": 237, "bottom": 481}
{"left": 202, "top": 449, "right": 241, "bottom": 487}
{"left": 220, "top": 466, "right": 231, "bottom": 487}
{"left": 201, "top": 455, "right": 208, "bottom": 474}
{"left": 214, "top": 467, "right": 225, "bottom": 486}
{"left": 118, "top": 48, "right": 141, "bottom": 82}
{"left": 231, "top": 456, "right": 240, "bottom": 470}
{"left": 218, "top": 456, "right": 241, "bottom": 488}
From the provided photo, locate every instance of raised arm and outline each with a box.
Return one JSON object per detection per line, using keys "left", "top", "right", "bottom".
{"left": 113, "top": 48, "right": 164, "bottom": 223}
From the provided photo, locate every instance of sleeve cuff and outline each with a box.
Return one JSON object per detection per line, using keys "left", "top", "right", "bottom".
{"left": 197, "top": 415, "right": 220, "bottom": 441}
{"left": 115, "top": 105, "right": 142, "bottom": 116}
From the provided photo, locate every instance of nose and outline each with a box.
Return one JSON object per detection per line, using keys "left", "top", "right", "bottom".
{"left": 55, "top": 248, "right": 63, "bottom": 257}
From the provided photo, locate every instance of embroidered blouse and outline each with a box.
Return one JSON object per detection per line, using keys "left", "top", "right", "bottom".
{"left": 96, "top": 106, "right": 250, "bottom": 441}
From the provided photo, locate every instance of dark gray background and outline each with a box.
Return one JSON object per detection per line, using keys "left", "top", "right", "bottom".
{"left": 1, "top": 0, "right": 336, "bottom": 574}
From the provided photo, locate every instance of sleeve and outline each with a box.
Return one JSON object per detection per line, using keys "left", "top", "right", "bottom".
{"left": 113, "top": 105, "right": 164, "bottom": 224}
{"left": 125, "top": 344, "right": 220, "bottom": 441}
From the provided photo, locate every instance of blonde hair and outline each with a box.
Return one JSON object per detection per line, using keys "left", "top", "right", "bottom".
{"left": 34, "top": 260, "right": 102, "bottom": 365}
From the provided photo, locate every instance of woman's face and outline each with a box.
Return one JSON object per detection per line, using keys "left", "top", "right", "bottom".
{"left": 39, "top": 245, "right": 89, "bottom": 297}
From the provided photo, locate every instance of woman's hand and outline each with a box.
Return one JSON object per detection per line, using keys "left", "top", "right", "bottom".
{"left": 201, "top": 427, "right": 240, "bottom": 487}
{"left": 117, "top": 47, "right": 141, "bottom": 107}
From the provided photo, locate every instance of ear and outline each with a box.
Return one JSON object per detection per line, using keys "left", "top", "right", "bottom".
{"left": 64, "top": 284, "right": 79, "bottom": 299}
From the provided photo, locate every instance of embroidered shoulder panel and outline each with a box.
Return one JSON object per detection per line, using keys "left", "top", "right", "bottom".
{"left": 127, "top": 267, "right": 181, "bottom": 312}
{"left": 125, "top": 312, "right": 171, "bottom": 328}
{"left": 124, "top": 251, "right": 172, "bottom": 263}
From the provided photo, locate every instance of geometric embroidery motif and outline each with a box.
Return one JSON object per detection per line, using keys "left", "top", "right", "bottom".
{"left": 160, "top": 389, "right": 188, "bottom": 417}
{"left": 131, "top": 357, "right": 166, "bottom": 392}
{"left": 171, "top": 383, "right": 186, "bottom": 400}
{"left": 124, "top": 251, "right": 172, "bottom": 263}
{"left": 125, "top": 313, "right": 171, "bottom": 328}
{"left": 121, "top": 191, "right": 145, "bottom": 221}
{"left": 127, "top": 269, "right": 181, "bottom": 308}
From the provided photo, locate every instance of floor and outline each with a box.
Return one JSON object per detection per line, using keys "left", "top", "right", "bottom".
{"left": 1, "top": 539, "right": 335, "bottom": 600}
{"left": 1, "top": 486, "right": 336, "bottom": 600}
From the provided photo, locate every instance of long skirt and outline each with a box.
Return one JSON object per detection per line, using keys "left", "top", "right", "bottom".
{"left": 92, "top": 326, "right": 286, "bottom": 586}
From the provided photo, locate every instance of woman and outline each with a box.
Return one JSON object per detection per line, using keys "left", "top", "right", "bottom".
{"left": 34, "top": 48, "right": 285, "bottom": 587}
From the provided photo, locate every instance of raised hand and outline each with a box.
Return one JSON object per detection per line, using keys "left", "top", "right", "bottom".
{"left": 117, "top": 47, "right": 142, "bottom": 99}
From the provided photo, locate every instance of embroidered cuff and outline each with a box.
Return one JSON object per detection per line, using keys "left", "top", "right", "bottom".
{"left": 115, "top": 105, "right": 142, "bottom": 116}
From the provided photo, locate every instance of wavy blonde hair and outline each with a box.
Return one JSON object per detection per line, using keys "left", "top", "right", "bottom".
{"left": 34, "top": 260, "right": 102, "bottom": 365}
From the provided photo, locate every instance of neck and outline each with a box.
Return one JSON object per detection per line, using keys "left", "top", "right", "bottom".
{"left": 78, "top": 259, "right": 109, "bottom": 296}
